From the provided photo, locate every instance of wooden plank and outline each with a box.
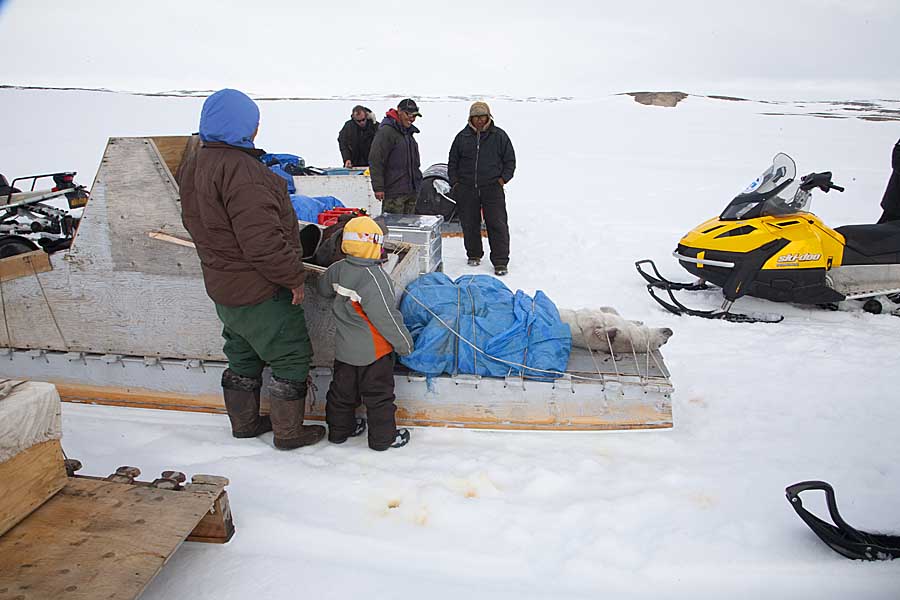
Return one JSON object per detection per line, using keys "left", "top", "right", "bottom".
{"left": 0, "top": 250, "right": 51, "bottom": 283}
{"left": 0, "top": 477, "right": 223, "bottom": 600}
{"left": 56, "top": 382, "right": 226, "bottom": 414}
{"left": 52, "top": 380, "right": 672, "bottom": 431}
{"left": 148, "top": 230, "right": 195, "bottom": 248}
{"left": 0, "top": 440, "right": 67, "bottom": 537}
{"left": 149, "top": 136, "right": 191, "bottom": 182}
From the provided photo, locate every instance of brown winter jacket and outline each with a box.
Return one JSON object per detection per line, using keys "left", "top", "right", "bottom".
{"left": 178, "top": 139, "right": 306, "bottom": 306}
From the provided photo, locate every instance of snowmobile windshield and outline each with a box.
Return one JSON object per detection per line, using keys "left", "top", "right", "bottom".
{"left": 720, "top": 153, "right": 808, "bottom": 220}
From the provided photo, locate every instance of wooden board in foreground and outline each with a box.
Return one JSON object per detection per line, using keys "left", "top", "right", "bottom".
{"left": 0, "top": 249, "right": 51, "bottom": 283}
{"left": 0, "top": 440, "right": 67, "bottom": 537}
{"left": 0, "top": 476, "right": 228, "bottom": 600}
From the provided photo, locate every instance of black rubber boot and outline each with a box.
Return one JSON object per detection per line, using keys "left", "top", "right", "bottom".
{"left": 268, "top": 376, "right": 326, "bottom": 450}
{"left": 221, "top": 369, "right": 271, "bottom": 438}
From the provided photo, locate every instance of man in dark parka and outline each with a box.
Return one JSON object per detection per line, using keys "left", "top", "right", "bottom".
{"left": 878, "top": 137, "right": 900, "bottom": 223}
{"left": 337, "top": 105, "right": 378, "bottom": 167}
{"left": 448, "top": 101, "right": 516, "bottom": 276}
{"left": 368, "top": 98, "right": 423, "bottom": 214}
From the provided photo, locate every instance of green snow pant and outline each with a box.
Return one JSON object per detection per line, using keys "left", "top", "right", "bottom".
{"left": 382, "top": 194, "right": 417, "bottom": 214}
{"left": 215, "top": 288, "right": 313, "bottom": 382}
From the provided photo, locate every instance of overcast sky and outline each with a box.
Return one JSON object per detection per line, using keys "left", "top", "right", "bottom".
{"left": 1, "top": 0, "right": 898, "bottom": 99}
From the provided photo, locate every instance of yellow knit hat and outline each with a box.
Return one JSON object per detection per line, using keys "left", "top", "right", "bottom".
{"left": 341, "top": 216, "right": 383, "bottom": 259}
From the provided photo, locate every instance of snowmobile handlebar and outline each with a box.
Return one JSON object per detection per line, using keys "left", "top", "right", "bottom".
{"left": 799, "top": 171, "right": 844, "bottom": 193}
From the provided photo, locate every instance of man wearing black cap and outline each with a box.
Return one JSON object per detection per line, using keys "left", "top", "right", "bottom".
{"left": 368, "top": 98, "right": 423, "bottom": 214}
{"left": 338, "top": 105, "right": 378, "bottom": 168}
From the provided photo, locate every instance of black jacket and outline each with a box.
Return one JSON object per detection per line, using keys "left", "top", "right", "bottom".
{"left": 448, "top": 121, "right": 516, "bottom": 187}
{"left": 337, "top": 116, "right": 378, "bottom": 167}
{"left": 880, "top": 138, "right": 900, "bottom": 220}
{"left": 368, "top": 112, "right": 422, "bottom": 197}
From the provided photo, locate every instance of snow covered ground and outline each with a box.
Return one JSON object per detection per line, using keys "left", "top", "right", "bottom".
{"left": 3, "top": 87, "right": 900, "bottom": 598}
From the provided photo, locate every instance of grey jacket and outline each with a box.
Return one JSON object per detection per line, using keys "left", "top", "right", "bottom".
{"left": 316, "top": 256, "right": 414, "bottom": 366}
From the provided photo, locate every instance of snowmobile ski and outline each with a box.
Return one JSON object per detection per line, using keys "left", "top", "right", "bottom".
{"left": 646, "top": 284, "right": 784, "bottom": 323}
{"left": 786, "top": 480, "right": 900, "bottom": 561}
{"left": 635, "top": 259, "right": 709, "bottom": 291}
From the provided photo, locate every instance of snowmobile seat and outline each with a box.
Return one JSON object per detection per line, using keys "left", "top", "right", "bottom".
{"left": 835, "top": 221, "right": 900, "bottom": 264}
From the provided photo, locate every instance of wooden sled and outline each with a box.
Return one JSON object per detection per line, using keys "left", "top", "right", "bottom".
{"left": 0, "top": 136, "right": 674, "bottom": 431}
{"left": 0, "top": 442, "right": 233, "bottom": 600}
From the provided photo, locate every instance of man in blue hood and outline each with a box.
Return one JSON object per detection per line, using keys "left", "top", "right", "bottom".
{"left": 178, "top": 88, "right": 325, "bottom": 450}
{"left": 198, "top": 88, "right": 260, "bottom": 149}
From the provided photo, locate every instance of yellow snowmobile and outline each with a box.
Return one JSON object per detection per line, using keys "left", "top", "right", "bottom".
{"left": 637, "top": 153, "right": 900, "bottom": 323}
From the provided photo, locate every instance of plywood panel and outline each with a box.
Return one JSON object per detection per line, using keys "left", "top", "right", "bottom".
{"left": 0, "top": 440, "right": 67, "bottom": 537}
{"left": 0, "top": 477, "right": 222, "bottom": 600}
{"left": 103, "top": 138, "right": 201, "bottom": 277}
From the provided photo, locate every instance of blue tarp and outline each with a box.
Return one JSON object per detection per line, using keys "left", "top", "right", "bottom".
{"left": 289, "top": 194, "right": 344, "bottom": 222}
{"left": 398, "top": 273, "right": 572, "bottom": 379}
{"left": 260, "top": 153, "right": 304, "bottom": 193}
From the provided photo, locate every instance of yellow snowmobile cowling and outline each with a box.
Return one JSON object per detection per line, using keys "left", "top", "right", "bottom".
{"left": 675, "top": 212, "right": 851, "bottom": 304}
{"left": 680, "top": 213, "right": 847, "bottom": 271}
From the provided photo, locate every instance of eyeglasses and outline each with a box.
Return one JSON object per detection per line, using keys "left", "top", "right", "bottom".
{"left": 402, "top": 111, "right": 418, "bottom": 119}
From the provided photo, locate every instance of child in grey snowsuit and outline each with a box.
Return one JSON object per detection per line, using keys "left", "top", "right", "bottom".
{"left": 316, "top": 215, "right": 414, "bottom": 450}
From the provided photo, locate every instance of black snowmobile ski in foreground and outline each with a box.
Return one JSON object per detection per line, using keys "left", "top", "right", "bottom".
{"left": 638, "top": 259, "right": 784, "bottom": 323}
{"left": 786, "top": 480, "right": 900, "bottom": 561}
{"left": 635, "top": 259, "right": 709, "bottom": 291}
{"left": 643, "top": 276, "right": 784, "bottom": 323}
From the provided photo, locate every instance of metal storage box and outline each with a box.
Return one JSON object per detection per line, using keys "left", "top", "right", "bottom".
{"left": 381, "top": 214, "right": 443, "bottom": 274}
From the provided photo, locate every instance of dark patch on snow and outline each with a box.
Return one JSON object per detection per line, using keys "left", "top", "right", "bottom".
{"left": 624, "top": 91, "right": 689, "bottom": 107}
{"left": 705, "top": 95, "right": 748, "bottom": 102}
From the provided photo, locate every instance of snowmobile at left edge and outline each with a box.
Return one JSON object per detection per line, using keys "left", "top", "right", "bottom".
{"left": 0, "top": 171, "right": 89, "bottom": 258}
{"left": 636, "top": 152, "right": 900, "bottom": 323}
